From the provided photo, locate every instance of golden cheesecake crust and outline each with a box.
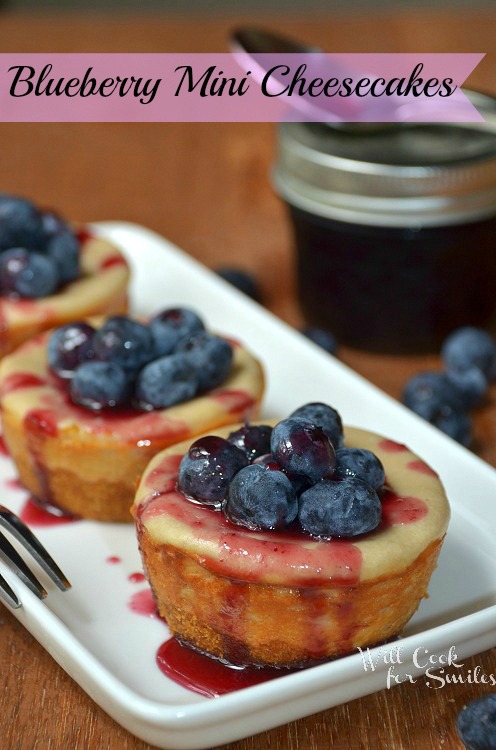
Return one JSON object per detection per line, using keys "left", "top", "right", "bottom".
{"left": 139, "top": 530, "right": 444, "bottom": 667}
{"left": 133, "top": 424, "right": 450, "bottom": 667}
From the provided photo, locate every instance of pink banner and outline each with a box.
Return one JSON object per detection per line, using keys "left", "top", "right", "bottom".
{"left": 0, "top": 53, "right": 485, "bottom": 122}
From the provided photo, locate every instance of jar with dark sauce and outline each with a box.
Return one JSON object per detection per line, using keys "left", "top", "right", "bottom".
{"left": 273, "top": 91, "right": 496, "bottom": 353}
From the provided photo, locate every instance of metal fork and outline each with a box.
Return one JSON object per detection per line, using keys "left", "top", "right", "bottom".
{"left": 0, "top": 505, "right": 71, "bottom": 609}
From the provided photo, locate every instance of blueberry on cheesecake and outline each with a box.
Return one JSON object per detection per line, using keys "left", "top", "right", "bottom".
{"left": 0, "top": 193, "right": 130, "bottom": 358}
{"left": 0, "top": 308, "right": 265, "bottom": 521}
{"left": 132, "top": 402, "right": 450, "bottom": 668}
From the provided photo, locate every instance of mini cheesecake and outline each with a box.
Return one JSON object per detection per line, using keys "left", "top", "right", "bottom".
{"left": 132, "top": 425, "right": 450, "bottom": 668}
{"left": 0, "top": 230, "right": 130, "bottom": 358}
{"left": 0, "top": 332, "right": 264, "bottom": 522}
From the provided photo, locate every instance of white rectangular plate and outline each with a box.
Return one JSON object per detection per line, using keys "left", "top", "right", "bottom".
{"left": 1, "top": 222, "right": 495, "bottom": 750}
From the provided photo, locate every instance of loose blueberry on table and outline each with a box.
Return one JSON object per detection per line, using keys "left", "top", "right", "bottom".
{"left": 177, "top": 402, "right": 385, "bottom": 539}
{"left": 457, "top": 693, "right": 496, "bottom": 750}
{"left": 215, "top": 267, "right": 261, "bottom": 302}
{"left": 442, "top": 327, "right": 496, "bottom": 381}
{"left": 47, "top": 309, "right": 233, "bottom": 412}
{"left": 0, "top": 194, "right": 81, "bottom": 298}
{"left": 402, "top": 326, "right": 496, "bottom": 447}
{"left": 301, "top": 326, "right": 338, "bottom": 356}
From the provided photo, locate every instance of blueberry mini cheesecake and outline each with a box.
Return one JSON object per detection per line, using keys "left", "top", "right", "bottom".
{"left": 132, "top": 403, "right": 450, "bottom": 668}
{"left": 0, "top": 194, "right": 130, "bottom": 357}
{"left": 0, "top": 309, "right": 264, "bottom": 521}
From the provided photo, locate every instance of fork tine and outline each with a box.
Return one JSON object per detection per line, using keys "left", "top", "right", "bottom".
{"left": 0, "top": 531, "right": 47, "bottom": 599}
{"left": 0, "top": 506, "right": 71, "bottom": 592}
{"left": 0, "top": 572, "right": 21, "bottom": 609}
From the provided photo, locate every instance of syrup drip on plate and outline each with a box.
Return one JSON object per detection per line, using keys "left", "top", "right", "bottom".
{"left": 0, "top": 435, "right": 11, "bottom": 456}
{"left": 126, "top": 584, "right": 287, "bottom": 696}
{"left": 19, "top": 497, "right": 78, "bottom": 527}
{"left": 5, "top": 477, "right": 24, "bottom": 491}
{"left": 128, "top": 572, "right": 146, "bottom": 583}
{"left": 128, "top": 588, "right": 161, "bottom": 619}
{"left": 156, "top": 638, "right": 291, "bottom": 698}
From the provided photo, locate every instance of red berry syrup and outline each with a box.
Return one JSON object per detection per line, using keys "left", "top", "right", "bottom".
{"left": 156, "top": 638, "right": 291, "bottom": 698}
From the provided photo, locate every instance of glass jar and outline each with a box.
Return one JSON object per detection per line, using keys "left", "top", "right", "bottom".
{"left": 273, "top": 91, "right": 496, "bottom": 353}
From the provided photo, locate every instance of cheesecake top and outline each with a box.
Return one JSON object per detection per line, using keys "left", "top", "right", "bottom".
{"left": 0, "top": 231, "right": 130, "bottom": 333}
{"left": 0, "top": 329, "right": 264, "bottom": 448}
{"left": 133, "top": 424, "right": 450, "bottom": 586}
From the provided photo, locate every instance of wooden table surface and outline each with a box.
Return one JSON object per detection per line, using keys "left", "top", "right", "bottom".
{"left": 1, "top": 9, "right": 495, "bottom": 750}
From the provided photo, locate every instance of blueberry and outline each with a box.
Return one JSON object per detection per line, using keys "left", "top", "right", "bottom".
{"left": 301, "top": 327, "right": 338, "bottom": 355}
{"left": 17, "top": 252, "right": 60, "bottom": 298}
{"left": 48, "top": 322, "right": 96, "bottom": 378}
{"left": 0, "top": 195, "right": 45, "bottom": 251}
{"left": 270, "top": 417, "right": 336, "bottom": 483}
{"left": 252, "top": 453, "right": 308, "bottom": 490}
{"left": 433, "top": 408, "right": 472, "bottom": 447}
{"left": 403, "top": 371, "right": 472, "bottom": 444}
{"left": 215, "top": 267, "right": 261, "bottom": 302}
{"left": 457, "top": 693, "right": 496, "bottom": 750}
{"left": 227, "top": 424, "right": 273, "bottom": 461}
{"left": 403, "top": 371, "right": 463, "bottom": 421}
{"left": 334, "top": 447, "right": 385, "bottom": 491}
{"left": 0, "top": 247, "right": 30, "bottom": 295}
{"left": 149, "top": 308, "right": 205, "bottom": 357}
{"left": 178, "top": 435, "right": 249, "bottom": 505}
{"left": 0, "top": 248, "right": 60, "bottom": 298}
{"left": 446, "top": 367, "right": 488, "bottom": 410}
{"left": 40, "top": 209, "right": 69, "bottom": 238}
{"left": 287, "top": 473, "right": 312, "bottom": 497}
{"left": 442, "top": 327, "right": 496, "bottom": 381}
{"left": 224, "top": 463, "right": 297, "bottom": 530}
{"left": 289, "top": 403, "right": 343, "bottom": 450}
{"left": 298, "top": 477, "right": 382, "bottom": 538}
{"left": 252, "top": 453, "right": 284, "bottom": 471}
{"left": 92, "top": 316, "right": 155, "bottom": 372}
{"left": 46, "top": 227, "right": 80, "bottom": 284}
{"left": 135, "top": 353, "right": 199, "bottom": 410}
{"left": 176, "top": 332, "right": 233, "bottom": 391}
{"left": 70, "top": 360, "right": 131, "bottom": 410}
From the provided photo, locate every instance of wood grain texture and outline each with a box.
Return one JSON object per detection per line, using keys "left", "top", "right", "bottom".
{"left": 0, "top": 9, "right": 495, "bottom": 750}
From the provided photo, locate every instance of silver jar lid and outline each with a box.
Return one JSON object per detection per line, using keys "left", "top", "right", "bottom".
{"left": 273, "top": 90, "right": 496, "bottom": 227}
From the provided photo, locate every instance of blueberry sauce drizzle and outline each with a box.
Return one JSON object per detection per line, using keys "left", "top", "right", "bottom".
{"left": 19, "top": 496, "right": 77, "bottom": 527}
{"left": 156, "top": 638, "right": 291, "bottom": 697}
{"left": 381, "top": 491, "right": 428, "bottom": 526}
{"left": 406, "top": 459, "right": 439, "bottom": 478}
{"left": 128, "top": 588, "right": 160, "bottom": 618}
{"left": 0, "top": 435, "right": 10, "bottom": 456}
{"left": 128, "top": 572, "right": 146, "bottom": 583}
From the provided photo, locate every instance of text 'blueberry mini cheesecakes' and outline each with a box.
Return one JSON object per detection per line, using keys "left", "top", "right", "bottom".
{"left": 0, "top": 309, "right": 265, "bottom": 522}
{"left": 132, "top": 403, "right": 450, "bottom": 668}
{"left": 0, "top": 194, "right": 130, "bottom": 357}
